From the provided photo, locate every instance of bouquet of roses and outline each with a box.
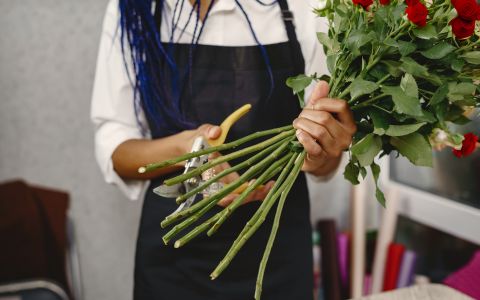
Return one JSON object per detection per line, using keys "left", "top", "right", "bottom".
{"left": 139, "top": 0, "right": 480, "bottom": 297}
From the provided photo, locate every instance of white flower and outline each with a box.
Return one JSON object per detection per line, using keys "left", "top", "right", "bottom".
{"left": 429, "top": 128, "right": 464, "bottom": 150}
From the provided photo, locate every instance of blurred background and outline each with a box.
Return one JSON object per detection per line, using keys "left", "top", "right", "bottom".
{"left": 0, "top": 1, "right": 353, "bottom": 299}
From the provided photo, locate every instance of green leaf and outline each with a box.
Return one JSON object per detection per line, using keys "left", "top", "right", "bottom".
{"left": 429, "top": 84, "right": 449, "bottom": 106}
{"left": 286, "top": 75, "right": 313, "bottom": 107}
{"left": 400, "top": 74, "right": 418, "bottom": 98}
{"left": 360, "top": 167, "right": 367, "bottom": 179}
{"left": 451, "top": 58, "right": 465, "bottom": 72}
{"left": 344, "top": 161, "right": 360, "bottom": 185}
{"left": 382, "top": 60, "right": 404, "bottom": 77}
{"left": 370, "top": 110, "right": 389, "bottom": 135}
{"left": 350, "top": 78, "right": 379, "bottom": 100}
{"left": 450, "top": 114, "right": 471, "bottom": 125}
{"left": 346, "top": 30, "right": 373, "bottom": 55}
{"left": 383, "top": 37, "right": 398, "bottom": 48}
{"left": 326, "top": 54, "right": 337, "bottom": 75}
{"left": 317, "top": 32, "right": 339, "bottom": 52}
{"left": 447, "top": 82, "right": 477, "bottom": 102}
{"left": 286, "top": 74, "right": 313, "bottom": 93}
{"left": 420, "top": 42, "right": 456, "bottom": 59}
{"left": 385, "top": 122, "right": 426, "bottom": 136}
{"left": 382, "top": 86, "right": 423, "bottom": 117}
{"left": 397, "top": 41, "right": 417, "bottom": 57}
{"left": 351, "top": 134, "right": 382, "bottom": 167}
{"left": 334, "top": 10, "right": 348, "bottom": 33}
{"left": 400, "top": 57, "right": 442, "bottom": 86}
{"left": 288, "top": 141, "right": 304, "bottom": 153}
{"left": 415, "top": 110, "right": 437, "bottom": 123}
{"left": 400, "top": 57, "right": 429, "bottom": 77}
{"left": 390, "top": 133, "right": 433, "bottom": 167}
{"left": 460, "top": 51, "right": 480, "bottom": 64}
{"left": 412, "top": 24, "right": 437, "bottom": 39}
{"left": 371, "top": 162, "right": 386, "bottom": 207}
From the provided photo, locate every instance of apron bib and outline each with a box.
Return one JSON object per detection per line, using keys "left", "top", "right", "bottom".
{"left": 134, "top": 1, "right": 313, "bottom": 299}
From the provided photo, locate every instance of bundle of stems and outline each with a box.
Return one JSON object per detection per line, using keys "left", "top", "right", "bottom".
{"left": 139, "top": 124, "right": 305, "bottom": 299}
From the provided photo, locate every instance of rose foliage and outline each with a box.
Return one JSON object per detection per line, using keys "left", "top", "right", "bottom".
{"left": 287, "top": 0, "right": 480, "bottom": 206}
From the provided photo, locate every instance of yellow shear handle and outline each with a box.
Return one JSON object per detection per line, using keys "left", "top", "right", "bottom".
{"left": 207, "top": 104, "right": 252, "bottom": 147}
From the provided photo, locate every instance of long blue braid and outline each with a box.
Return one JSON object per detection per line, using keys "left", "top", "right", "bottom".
{"left": 118, "top": 0, "right": 274, "bottom": 136}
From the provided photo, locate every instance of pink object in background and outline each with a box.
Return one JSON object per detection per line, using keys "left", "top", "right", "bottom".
{"left": 444, "top": 251, "right": 480, "bottom": 299}
{"left": 337, "top": 233, "right": 349, "bottom": 292}
{"left": 363, "top": 274, "right": 372, "bottom": 295}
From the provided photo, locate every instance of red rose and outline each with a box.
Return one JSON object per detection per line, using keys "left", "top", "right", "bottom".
{"left": 453, "top": 133, "right": 479, "bottom": 158}
{"left": 380, "top": 0, "right": 390, "bottom": 5}
{"left": 353, "top": 0, "right": 374, "bottom": 9}
{"left": 450, "top": 17, "right": 476, "bottom": 39}
{"left": 452, "top": 0, "right": 480, "bottom": 21}
{"left": 405, "top": 0, "right": 420, "bottom": 5}
{"left": 405, "top": 2, "right": 429, "bottom": 27}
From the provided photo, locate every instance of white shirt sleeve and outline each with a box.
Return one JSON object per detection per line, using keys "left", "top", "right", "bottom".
{"left": 90, "top": 0, "right": 149, "bottom": 201}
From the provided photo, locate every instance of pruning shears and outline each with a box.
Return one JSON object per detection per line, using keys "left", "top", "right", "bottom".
{"left": 153, "top": 104, "right": 252, "bottom": 217}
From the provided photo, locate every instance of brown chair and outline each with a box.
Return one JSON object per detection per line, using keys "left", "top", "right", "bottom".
{"left": 0, "top": 180, "right": 80, "bottom": 299}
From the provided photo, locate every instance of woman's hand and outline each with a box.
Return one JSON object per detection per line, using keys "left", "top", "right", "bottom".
{"left": 203, "top": 152, "right": 274, "bottom": 208}
{"left": 180, "top": 123, "right": 222, "bottom": 154}
{"left": 293, "top": 81, "right": 357, "bottom": 177}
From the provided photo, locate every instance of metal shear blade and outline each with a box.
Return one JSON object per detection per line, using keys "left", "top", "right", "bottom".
{"left": 158, "top": 136, "right": 211, "bottom": 218}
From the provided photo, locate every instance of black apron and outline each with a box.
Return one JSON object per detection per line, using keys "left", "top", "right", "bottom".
{"left": 134, "top": 1, "right": 313, "bottom": 299}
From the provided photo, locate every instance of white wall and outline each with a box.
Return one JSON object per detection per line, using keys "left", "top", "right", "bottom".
{"left": 0, "top": 1, "right": 352, "bottom": 299}
{"left": 0, "top": 1, "right": 142, "bottom": 299}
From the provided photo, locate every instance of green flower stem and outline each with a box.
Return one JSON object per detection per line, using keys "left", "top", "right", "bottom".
{"left": 229, "top": 153, "right": 299, "bottom": 250}
{"left": 161, "top": 165, "right": 262, "bottom": 230}
{"left": 254, "top": 153, "right": 304, "bottom": 300}
{"left": 210, "top": 152, "right": 305, "bottom": 280}
{"left": 455, "top": 38, "right": 480, "bottom": 53}
{"left": 173, "top": 214, "right": 220, "bottom": 248}
{"left": 161, "top": 138, "right": 294, "bottom": 236}
{"left": 173, "top": 157, "right": 289, "bottom": 248}
{"left": 388, "top": 21, "right": 409, "bottom": 40}
{"left": 351, "top": 93, "right": 389, "bottom": 110}
{"left": 164, "top": 130, "right": 295, "bottom": 186}
{"left": 175, "top": 138, "right": 286, "bottom": 204}
{"left": 162, "top": 151, "right": 289, "bottom": 245}
{"left": 138, "top": 125, "right": 293, "bottom": 173}
{"left": 206, "top": 153, "right": 293, "bottom": 236}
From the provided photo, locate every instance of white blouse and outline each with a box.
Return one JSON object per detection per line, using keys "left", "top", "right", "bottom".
{"left": 91, "top": 0, "right": 329, "bottom": 200}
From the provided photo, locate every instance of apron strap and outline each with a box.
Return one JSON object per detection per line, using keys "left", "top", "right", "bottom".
{"left": 154, "top": 0, "right": 162, "bottom": 31}
{"left": 277, "top": 0, "right": 305, "bottom": 74}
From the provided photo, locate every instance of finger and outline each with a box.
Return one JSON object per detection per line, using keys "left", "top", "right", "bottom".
{"left": 307, "top": 81, "right": 330, "bottom": 107}
{"left": 298, "top": 110, "right": 352, "bottom": 150}
{"left": 258, "top": 181, "right": 275, "bottom": 199}
{"left": 298, "top": 110, "right": 342, "bottom": 137}
{"left": 307, "top": 99, "right": 356, "bottom": 134}
{"left": 295, "top": 128, "right": 324, "bottom": 157}
{"left": 198, "top": 124, "right": 222, "bottom": 139}
{"left": 208, "top": 126, "right": 221, "bottom": 139}
{"left": 217, "top": 194, "right": 237, "bottom": 207}
{"left": 294, "top": 118, "right": 339, "bottom": 157}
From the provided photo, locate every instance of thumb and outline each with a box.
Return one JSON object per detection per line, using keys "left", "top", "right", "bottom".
{"left": 199, "top": 124, "right": 221, "bottom": 139}
{"left": 307, "top": 81, "right": 330, "bottom": 108}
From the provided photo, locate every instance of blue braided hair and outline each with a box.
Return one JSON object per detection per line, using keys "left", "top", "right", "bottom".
{"left": 118, "top": 0, "right": 274, "bottom": 136}
{"left": 119, "top": 0, "right": 194, "bottom": 136}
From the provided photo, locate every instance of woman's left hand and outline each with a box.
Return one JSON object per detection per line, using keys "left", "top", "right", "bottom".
{"left": 293, "top": 81, "right": 357, "bottom": 177}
